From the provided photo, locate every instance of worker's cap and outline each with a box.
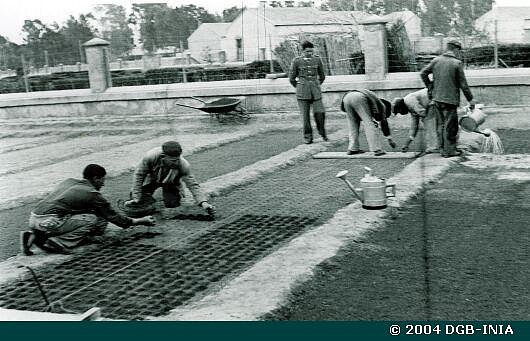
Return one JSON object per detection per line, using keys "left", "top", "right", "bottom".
{"left": 162, "top": 141, "right": 182, "bottom": 157}
{"left": 447, "top": 39, "right": 462, "bottom": 50}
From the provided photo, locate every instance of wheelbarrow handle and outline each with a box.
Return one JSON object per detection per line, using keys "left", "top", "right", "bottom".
{"left": 190, "top": 96, "right": 207, "bottom": 103}
{"left": 174, "top": 102, "right": 201, "bottom": 110}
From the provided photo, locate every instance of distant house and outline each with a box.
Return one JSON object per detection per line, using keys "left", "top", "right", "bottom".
{"left": 475, "top": 6, "right": 530, "bottom": 44}
{"left": 187, "top": 23, "right": 231, "bottom": 62}
{"left": 187, "top": 6, "right": 421, "bottom": 63}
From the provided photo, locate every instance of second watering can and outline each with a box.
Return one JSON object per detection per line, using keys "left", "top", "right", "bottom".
{"left": 336, "top": 167, "right": 396, "bottom": 209}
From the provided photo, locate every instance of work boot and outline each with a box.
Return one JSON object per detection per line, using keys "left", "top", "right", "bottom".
{"left": 374, "top": 150, "right": 386, "bottom": 156}
{"left": 443, "top": 150, "right": 462, "bottom": 158}
{"left": 20, "top": 231, "right": 35, "bottom": 256}
{"left": 347, "top": 150, "right": 365, "bottom": 155}
{"left": 40, "top": 238, "right": 73, "bottom": 255}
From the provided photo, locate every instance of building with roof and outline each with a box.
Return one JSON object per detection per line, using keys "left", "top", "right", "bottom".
{"left": 475, "top": 6, "right": 530, "bottom": 44}
{"left": 187, "top": 5, "right": 421, "bottom": 63}
{"left": 187, "top": 23, "right": 232, "bottom": 63}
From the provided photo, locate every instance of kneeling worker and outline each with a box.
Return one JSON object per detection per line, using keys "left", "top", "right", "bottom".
{"left": 124, "top": 141, "right": 215, "bottom": 217}
{"left": 21, "top": 164, "right": 155, "bottom": 255}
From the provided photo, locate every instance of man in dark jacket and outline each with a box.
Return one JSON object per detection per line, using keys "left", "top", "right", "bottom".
{"left": 420, "top": 39, "right": 476, "bottom": 157}
{"left": 340, "top": 89, "right": 396, "bottom": 156}
{"left": 289, "top": 40, "right": 328, "bottom": 144}
{"left": 20, "top": 164, "right": 155, "bottom": 255}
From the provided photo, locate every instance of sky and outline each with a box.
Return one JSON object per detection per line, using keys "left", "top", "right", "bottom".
{"left": 0, "top": 0, "right": 528, "bottom": 44}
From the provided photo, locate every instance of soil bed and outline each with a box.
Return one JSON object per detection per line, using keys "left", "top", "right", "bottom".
{"left": 264, "top": 155, "right": 529, "bottom": 320}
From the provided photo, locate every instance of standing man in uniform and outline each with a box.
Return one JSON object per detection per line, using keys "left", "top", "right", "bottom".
{"left": 420, "top": 39, "right": 476, "bottom": 157}
{"left": 289, "top": 40, "right": 328, "bottom": 144}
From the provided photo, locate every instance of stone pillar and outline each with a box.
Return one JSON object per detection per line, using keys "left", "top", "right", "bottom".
{"left": 360, "top": 18, "right": 389, "bottom": 80}
{"left": 83, "top": 38, "right": 112, "bottom": 93}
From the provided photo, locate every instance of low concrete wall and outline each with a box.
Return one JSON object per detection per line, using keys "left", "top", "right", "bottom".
{"left": 1, "top": 68, "right": 529, "bottom": 119}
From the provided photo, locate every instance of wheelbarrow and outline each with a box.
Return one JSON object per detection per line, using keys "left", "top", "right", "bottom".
{"left": 174, "top": 97, "right": 252, "bottom": 123}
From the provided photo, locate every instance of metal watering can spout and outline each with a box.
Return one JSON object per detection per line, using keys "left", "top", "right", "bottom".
{"left": 335, "top": 170, "right": 364, "bottom": 202}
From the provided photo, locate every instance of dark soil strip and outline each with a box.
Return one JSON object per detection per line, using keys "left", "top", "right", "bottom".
{"left": 264, "top": 164, "right": 529, "bottom": 320}
{"left": 0, "top": 129, "right": 305, "bottom": 260}
{"left": 0, "top": 146, "right": 414, "bottom": 319}
{"left": 0, "top": 215, "right": 317, "bottom": 320}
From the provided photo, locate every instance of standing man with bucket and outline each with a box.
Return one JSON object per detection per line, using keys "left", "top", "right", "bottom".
{"left": 420, "top": 39, "right": 476, "bottom": 157}
{"left": 289, "top": 40, "right": 328, "bottom": 144}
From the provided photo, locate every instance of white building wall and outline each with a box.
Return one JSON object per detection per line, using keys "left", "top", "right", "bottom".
{"left": 188, "top": 29, "right": 224, "bottom": 62}
{"left": 475, "top": 9, "right": 530, "bottom": 44}
{"left": 223, "top": 8, "right": 279, "bottom": 62}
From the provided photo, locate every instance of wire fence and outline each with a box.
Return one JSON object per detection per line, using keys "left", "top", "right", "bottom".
{"left": 1, "top": 39, "right": 529, "bottom": 94}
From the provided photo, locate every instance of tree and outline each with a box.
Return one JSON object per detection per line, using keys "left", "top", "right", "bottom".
{"left": 0, "top": 35, "right": 21, "bottom": 70}
{"left": 222, "top": 6, "right": 243, "bottom": 22}
{"left": 93, "top": 4, "right": 134, "bottom": 57}
{"left": 321, "top": 0, "right": 419, "bottom": 13}
{"left": 298, "top": 1, "right": 315, "bottom": 7}
{"left": 420, "top": 0, "right": 455, "bottom": 35}
{"left": 130, "top": 3, "right": 168, "bottom": 53}
{"left": 60, "top": 14, "right": 95, "bottom": 64}
{"left": 419, "top": 0, "right": 493, "bottom": 36}
{"left": 21, "top": 19, "right": 48, "bottom": 66}
{"left": 130, "top": 3, "right": 220, "bottom": 53}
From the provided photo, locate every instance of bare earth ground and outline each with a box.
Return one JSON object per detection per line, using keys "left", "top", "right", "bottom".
{"left": 0, "top": 106, "right": 528, "bottom": 320}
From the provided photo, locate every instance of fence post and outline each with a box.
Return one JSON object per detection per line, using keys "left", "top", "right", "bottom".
{"left": 494, "top": 20, "right": 498, "bottom": 69}
{"left": 360, "top": 17, "right": 389, "bottom": 80}
{"left": 83, "top": 38, "right": 112, "bottom": 93}
{"left": 20, "top": 54, "right": 30, "bottom": 92}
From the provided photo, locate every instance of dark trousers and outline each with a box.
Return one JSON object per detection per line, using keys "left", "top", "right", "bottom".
{"left": 140, "top": 182, "right": 181, "bottom": 208}
{"left": 433, "top": 101, "right": 459, "bottom": 154}
{"left": 297, "top": 99, "right": 326, "bottom": 141}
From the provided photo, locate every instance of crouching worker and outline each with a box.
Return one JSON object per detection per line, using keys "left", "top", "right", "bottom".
{"left": 340, "top": 89, "right": 396, "bottom": 156}
{"left": 123, "top": 141, "right": 215, "bottom": 218}
{"left": 20, "top": 164, "right": 155, "bottom": 255}
{"left": 392, "top": 88, "right": 440, "bottom": 153}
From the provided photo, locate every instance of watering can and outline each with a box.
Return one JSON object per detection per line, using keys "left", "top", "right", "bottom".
{"left": 459, "top": 105, "right": 490, "bottom": 136}
{"left": 336, "top": 167, "right": 396, "bottom": 210}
